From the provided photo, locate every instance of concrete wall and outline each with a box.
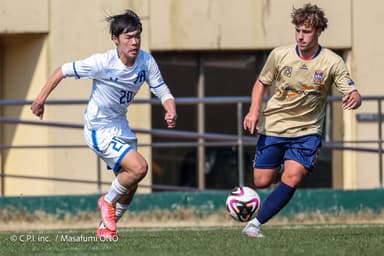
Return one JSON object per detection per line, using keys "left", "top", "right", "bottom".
{"left": 352, "top": 0, "right": 384, "bottom": 189}
{"left": 0, "top": 0, "right": 383, "bottom": 195}
{"left": 149, "top": 0, "right": 351, "bottom": 50}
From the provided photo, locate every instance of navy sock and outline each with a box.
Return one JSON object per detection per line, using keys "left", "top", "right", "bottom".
{"left": 256, "top": 182, "right": 296, "bottom": 224}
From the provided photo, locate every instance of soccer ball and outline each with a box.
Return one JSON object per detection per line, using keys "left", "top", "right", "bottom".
{"left": 225, "top": 186, "right": 261, "bottom": 222}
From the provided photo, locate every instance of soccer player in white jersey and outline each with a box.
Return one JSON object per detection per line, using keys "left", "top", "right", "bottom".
{"left": 31, "top": 10, "right": 177, "bottom": 238}
{"left": 242, "top": 4, "right": 361, "bottom": 237}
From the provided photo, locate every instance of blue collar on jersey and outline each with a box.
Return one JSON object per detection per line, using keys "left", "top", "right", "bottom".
{"left": 295, "top": 45, "right": 322, "bottom": 60}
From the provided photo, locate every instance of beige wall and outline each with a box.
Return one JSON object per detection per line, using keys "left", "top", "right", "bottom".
{"left": 149, "top": 0, "right": 351, "bottom": 50}
{"left": 0, "top": 0, "right": 49, "bottom": 33}
{"left": 2, "top": 34, "right": 51, "bottom": 195}
{"left": 352, "top": 0, "right": 384, "bottom": 188}
{"left": 0, "top": 0, "right": 383, "bottom": 195}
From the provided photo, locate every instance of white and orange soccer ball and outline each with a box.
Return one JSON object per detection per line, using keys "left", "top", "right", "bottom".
{"left": 225, "top": 186, "right": 261, "bottom": 222}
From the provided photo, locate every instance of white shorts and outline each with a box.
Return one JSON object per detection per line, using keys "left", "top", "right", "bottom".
{"left": 84, "top": 121, "right": 137, "bottom": 173}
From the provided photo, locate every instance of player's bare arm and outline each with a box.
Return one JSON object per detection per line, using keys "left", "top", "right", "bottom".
{"left": 31, "top": 67, "right": 64, "bottom": 119}
{"left": 163, "top": 98, "right": 177, "bottom": 128}
{"left": 342, "top": 90, "right": 362, "bottom": 110}
{"left": 243, "top": 80, "right": 268, "bottom": 134}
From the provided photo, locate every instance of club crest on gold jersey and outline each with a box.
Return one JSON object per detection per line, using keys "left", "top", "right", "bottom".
{"left": 313, "top": 70, "right": 324, "bottom": 84}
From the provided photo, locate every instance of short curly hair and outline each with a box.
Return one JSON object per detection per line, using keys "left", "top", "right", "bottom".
{"left": 291, "top": 3, "right": 328, "bottom": 31}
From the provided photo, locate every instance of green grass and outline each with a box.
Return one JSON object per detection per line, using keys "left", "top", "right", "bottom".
{"left": 1, "top": 224, "right": 384, "bottom": 256}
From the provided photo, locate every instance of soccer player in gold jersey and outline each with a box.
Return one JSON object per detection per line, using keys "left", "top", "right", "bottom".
{"left": 242, "top": 3, "right": 361, "bottom": 237}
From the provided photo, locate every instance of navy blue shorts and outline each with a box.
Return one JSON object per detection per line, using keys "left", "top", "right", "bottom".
{"left": 253, "top": 134, "right": 322, "bottom": 172}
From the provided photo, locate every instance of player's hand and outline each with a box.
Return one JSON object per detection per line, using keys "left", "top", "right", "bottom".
{"left": 165, "top": 111, "right": 177, "bottom": 128}
{"left": 342, "top": 90, "right": 362, "bottom": 110}
{"left": 31, "top": 101, "right": 45, "bottom": 120}
{"left": 243, "top": 112, "right": 259, "bottom": 134}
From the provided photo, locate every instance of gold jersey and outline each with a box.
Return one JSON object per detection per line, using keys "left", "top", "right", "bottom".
{"left": 258, "top": 44, "right": 357, "bottom": 137}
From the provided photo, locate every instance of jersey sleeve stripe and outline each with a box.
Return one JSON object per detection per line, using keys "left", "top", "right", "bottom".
{"left": 73, "top": 61, "right": 80, "bottom": 79}
{"left": 258, "top": 79, "right": 271, "bottom": 87}
{"left": 149, "top": 82, "right": 165, "bottom": 89}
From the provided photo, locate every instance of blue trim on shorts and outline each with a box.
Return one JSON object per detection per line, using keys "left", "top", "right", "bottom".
{"left": 91, "top": 130, "right": 101, "bottom": 152}
{"left": 112, "top": 146, "right": 133, "bottom": 172}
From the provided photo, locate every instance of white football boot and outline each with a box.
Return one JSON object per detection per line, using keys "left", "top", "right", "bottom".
{"left": 242, "top": 222, "right": 265, "bottom": 238}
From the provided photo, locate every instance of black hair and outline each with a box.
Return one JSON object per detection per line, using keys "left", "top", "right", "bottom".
{"left": 106, "top": 9, "right": 142, "bottom": 36}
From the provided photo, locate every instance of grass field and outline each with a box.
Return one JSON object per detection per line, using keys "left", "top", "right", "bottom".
{"left": 1, "top": 224, "right": 383, "bottom": 256}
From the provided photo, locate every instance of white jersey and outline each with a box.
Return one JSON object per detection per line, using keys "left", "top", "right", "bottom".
{"left": 61, "top": 49, "right": 174, "bottom": 130}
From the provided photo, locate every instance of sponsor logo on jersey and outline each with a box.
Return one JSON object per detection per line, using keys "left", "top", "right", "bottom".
{"left": 283, "top": 86, "right": 322, "bottom": 97}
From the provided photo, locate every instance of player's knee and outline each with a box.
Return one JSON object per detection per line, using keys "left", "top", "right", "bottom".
{"left": 281, "top": 160, "right": 308, "bottom": 187}
{"left": 253, "top": 169, "right": 276, "bottom": 188}
{"left": 131, "top": 161, "right": 148, "bottom": 180}
{"left": 120, "top": 162, "right": 148, "bottom": 182}
{"left": 120, "top": 153, "right": 148, "bottom": 181}
{"left": 253, "top": 175, "right": 272, "bottom": 188}
{"left": 281, "top": 174, "right": 302, "bottom": 187}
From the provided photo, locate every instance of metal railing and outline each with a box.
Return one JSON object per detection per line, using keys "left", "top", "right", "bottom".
{"left": 0, "top": 96, "right": 383, "bottom": 195}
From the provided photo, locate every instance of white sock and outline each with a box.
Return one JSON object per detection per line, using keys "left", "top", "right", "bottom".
{"left": 115, "top": 203, "right": 130, "bottom": 222}
{"left": 99, "top": 202, "right": 130, "bottom": 228}
{"left": 105, "top": 178, "right": 129, "bottom": 204}
{"left": 250, "top": 217, "right": 261, "bottom": 227}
